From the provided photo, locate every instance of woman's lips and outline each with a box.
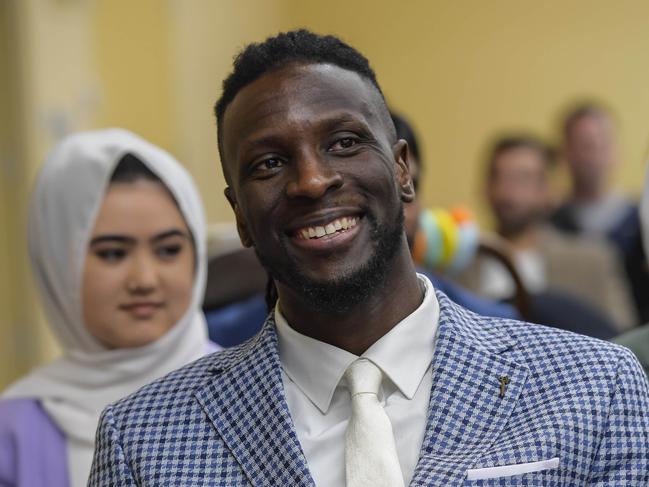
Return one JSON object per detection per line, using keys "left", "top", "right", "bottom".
{"left": 120, "top": 302, "right": 163, "bottom": 319}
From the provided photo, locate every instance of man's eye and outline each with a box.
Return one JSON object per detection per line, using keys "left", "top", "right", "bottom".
{"left": 258, "top": 158, "right": 283, "bottom": 171}
{"left": 329, "top": 137, "right": 358, "bottom": 151}
{"left": 95, "top": 248, "right": 126, "bottom": 262}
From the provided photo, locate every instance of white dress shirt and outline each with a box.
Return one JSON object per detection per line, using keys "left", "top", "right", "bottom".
{"left": 275, "top": 274, "right": 439, "bottom": 487}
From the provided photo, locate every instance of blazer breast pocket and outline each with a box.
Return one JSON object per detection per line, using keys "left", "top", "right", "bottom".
{"left": 464, "top": 457, "right": 560, "bottom": 485}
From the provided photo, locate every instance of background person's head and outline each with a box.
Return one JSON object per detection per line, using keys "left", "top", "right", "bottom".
{"left": 562, "top": 102, "right": 617, "bottom": 200}
{"left": 214, "top": 29, "right": 414, "bottom": 313}
{"left": 28, "top": 129, "right": 208, "bottom": 353}
{"left": 485, "top": 135, "right": 555, "bottom": 239}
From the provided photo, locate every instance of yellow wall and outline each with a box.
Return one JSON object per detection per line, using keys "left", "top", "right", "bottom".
{"left": 92, "top": 1, "right": 174, "bottom": 149}
{"left": 0, "top": 0, "right": 65, "bottom": 387}
{"left": 164, "top": 0, "right": 291, "bottom": 221}
{"left": 285, "top": 0, "right": 649, "bottom": 224}
{"left": 152, "top": 0, "right": 649, "bottom": 225}
{"left": 0, "top": 1, "right": 21, "bottom": 388}
{"left": 3, "top": 0, "right": 649, "bottom": 387}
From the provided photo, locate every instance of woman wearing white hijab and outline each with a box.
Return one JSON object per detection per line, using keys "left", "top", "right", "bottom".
{"left": 0, "top": 129, "right": 220, "bottom": 487}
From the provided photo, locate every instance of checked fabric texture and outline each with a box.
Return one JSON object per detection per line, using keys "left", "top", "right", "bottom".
{"left": 89, "top": 291, "right": 649, "bottom": 486}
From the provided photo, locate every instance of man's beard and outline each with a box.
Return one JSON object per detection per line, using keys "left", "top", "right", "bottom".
{"left": 255, "top": 206, "right": 405, "bottom": 314}
{"left": 497, "top": 208, "right": 548, "bottom": 239}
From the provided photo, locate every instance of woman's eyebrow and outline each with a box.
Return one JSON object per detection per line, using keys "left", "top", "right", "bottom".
{"left": 151, "top": 229, "right": 190, "bottom": 243}
{"left": 89, "top": 235, "right": 134, "bottom": 246}
{"left": 89, "top": 230, "right": 189, "bottom": 246}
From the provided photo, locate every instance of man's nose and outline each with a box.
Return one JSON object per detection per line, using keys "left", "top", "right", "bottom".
{"left": 126, "top": 254, "right": 158, "bottom": 293}
{"left": 285, "top": 151, "right": 343, "bottom": 199}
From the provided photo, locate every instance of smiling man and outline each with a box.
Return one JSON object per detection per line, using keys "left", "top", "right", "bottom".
{"left": 89, "top": 30, "right": 649, "bottom": 486}
{"left": 219, "top": 59, "right": 420, "bottom": 355}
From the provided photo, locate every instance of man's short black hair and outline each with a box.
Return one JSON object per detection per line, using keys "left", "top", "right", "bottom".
{"left": 486, "top": 134, "right": 556, "bottom": 177}
{"left": 390, "top": 111, "right": 421, "bottom": 164}
{"left": 214, "top": 29, "right": 388, "bottom": 164}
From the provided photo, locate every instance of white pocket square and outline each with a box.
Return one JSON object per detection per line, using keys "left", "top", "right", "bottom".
{"left": 466, "top": 457, "right": 560, "bottom": 480}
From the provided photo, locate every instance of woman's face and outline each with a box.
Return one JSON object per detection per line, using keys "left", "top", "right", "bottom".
{"left": 82, "top": 179, "right": 195, "bottom": 349}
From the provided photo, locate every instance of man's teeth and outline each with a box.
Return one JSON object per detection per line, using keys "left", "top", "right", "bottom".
{"left": 298, "top": 217, "right": 358, "bottom": 239}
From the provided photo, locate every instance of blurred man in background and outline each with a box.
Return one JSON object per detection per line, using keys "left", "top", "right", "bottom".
{"left": 552, "top": 103, "right": 649, "bottom": 323}
{"left": 391, "top": 111, "right": 518, "bottom": 320}
{"left": 457, "top": 135, "right": 635, "bottom": 332}
{"left": 554, "top": 104, "right": 632, "bottom": 238}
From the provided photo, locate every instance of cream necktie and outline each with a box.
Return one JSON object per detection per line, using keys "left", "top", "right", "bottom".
{"left": 344, "top": 358, "right": 405, "bottom": 487}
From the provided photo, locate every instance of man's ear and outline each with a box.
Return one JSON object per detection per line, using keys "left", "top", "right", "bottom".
{"left": 224, "top": 187, "right": 254, "bottom": 248}
{"left": 393, "top": 139, "right": 415, "bottom": 203}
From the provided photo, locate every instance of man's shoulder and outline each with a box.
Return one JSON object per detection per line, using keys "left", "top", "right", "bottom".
{"left": 498, "top": 313, "right": 626, "bottom": 359}
{"left": 107, "top": 331, "right": 267, "bottom": 420}
{"left": 439, "top": 291, "right": 634, "bottom": 375}
{"left": 426, "top": 271, "right": 519, "bottom": 320}
{"left": 613, "top": 325, "right": 649, "bottom": 375}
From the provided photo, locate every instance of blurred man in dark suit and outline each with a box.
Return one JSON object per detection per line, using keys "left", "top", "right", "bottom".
{"left": 552, "top": 102, "right": 649, "bottom": 323}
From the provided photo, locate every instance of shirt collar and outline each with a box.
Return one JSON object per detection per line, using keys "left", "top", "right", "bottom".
{"left": 275, "top": 274, "right": 439, "bottom": 413}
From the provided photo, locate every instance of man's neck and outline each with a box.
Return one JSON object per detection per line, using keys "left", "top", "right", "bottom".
{"left": 499, "top": 224, "right": 542, "bottom": 252}
{"left": 572, "top": 181, "right": 609, "bottom": 203}
{"left": 276, "top": 249, "right": 424, "bottom": 356}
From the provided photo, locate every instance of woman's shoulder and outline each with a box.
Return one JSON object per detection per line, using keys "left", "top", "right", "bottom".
{"left": 0, "top": 398, "right": 69, "bottom": 487}
{"left": 0, "top": 397, "right": 49, "bottom": 429}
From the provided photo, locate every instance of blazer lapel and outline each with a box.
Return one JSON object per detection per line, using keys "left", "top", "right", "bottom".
{"left": 194, "top": 319, "right": 315, "bottom": 487}
{"left": 411, "top": 292, "right": 530, "bottom": 486}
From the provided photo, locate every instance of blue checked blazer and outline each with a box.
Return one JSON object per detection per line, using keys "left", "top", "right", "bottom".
{"left": 89, "top": 291, "right": 649, "bottom": 486}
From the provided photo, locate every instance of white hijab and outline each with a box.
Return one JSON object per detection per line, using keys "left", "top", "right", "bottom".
{"left": 3, "top": 129, "right": 213, "bottom": 487}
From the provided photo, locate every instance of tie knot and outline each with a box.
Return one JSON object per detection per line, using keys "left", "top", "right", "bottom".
{"left": 345, "top": 359, "right": 382, "bottom": 396}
